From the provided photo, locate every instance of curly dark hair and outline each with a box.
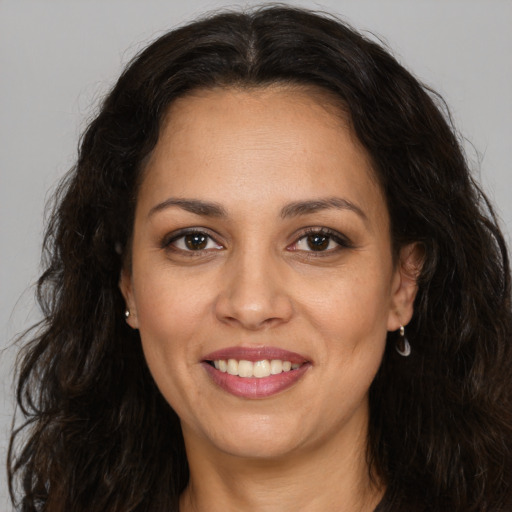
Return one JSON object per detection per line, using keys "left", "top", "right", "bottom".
{"left": 8, "top": 5, "right": 512, "bottom": 512}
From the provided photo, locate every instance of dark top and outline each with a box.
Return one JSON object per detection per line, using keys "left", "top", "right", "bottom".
{"left": 373, "top": 488, "right": 512, "bottom": 512}
{"left": 373, "top": 491, "right": 430, "bottom": 512}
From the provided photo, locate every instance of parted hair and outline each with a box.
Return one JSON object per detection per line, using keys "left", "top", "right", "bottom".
{"left": 9, "top": 5, "right": 512, "bottom": 511}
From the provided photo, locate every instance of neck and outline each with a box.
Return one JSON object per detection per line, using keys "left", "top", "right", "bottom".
{"left": 179, "top": 416, "right": 384, "bottom": 512}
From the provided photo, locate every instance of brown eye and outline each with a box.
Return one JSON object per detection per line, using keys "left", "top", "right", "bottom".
{"left": 167, "top": 231, "right": 223, "bottom": 252}
{"left": 184, "top": 233, "right": 208, "bottom": 250}
{"left": 306, "top": 233, "right": 330, "bottom": 251}
{"left": 290, "top": 228, "right": 351, "bottom": 254}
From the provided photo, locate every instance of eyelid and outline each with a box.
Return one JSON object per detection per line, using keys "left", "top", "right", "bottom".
{"left": 161, "top": 227, "right": 224, "bottom": 252}
{"left": 160, "top": 226, "right": 353, "bottom": 255}
{"left": 288, "top": 227, "right": 354, "bottom": 253}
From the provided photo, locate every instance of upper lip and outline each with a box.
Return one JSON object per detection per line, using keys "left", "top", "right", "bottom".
{"left": 203, "top": 346, "right": 310, "bottom": 364}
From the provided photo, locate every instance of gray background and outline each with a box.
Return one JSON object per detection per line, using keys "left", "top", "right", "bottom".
{"left": 1, "top": 0, "right": 511, "bottom": 506}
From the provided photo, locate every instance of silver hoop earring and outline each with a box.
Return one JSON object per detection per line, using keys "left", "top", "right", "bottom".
{"left": 124, "top": 309, "right": 130, "bottom": 319}
{"left": 396, "top": 325, "right": 411, "bottom": 357}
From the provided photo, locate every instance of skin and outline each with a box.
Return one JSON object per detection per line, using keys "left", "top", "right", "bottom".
{"left": 121, "top": 86, "right": 420, "bottom": 512}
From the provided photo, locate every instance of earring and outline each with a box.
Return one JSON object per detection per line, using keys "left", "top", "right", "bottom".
{"left": 124, "top": 309, "right": 130, "bottom": 319}
{"left": 396, "top": 325, "right": 411, "bottom": 357}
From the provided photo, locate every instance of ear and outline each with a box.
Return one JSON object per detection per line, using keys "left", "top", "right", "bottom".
{"left": 119, "top": 268, "right": 139, "bottom": 329}
{"left": 387, "top": 242, "right": 424, "bottom": 332}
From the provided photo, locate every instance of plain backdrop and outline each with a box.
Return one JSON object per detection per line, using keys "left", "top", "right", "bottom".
{"left": 1, "top": 0, "right": 511, "bottom": 506}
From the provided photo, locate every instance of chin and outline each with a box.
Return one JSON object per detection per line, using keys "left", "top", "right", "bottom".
{"left": 217, "top": 434, "right": 304, "bottom": 461}
{"left": 186, "top": 413, "right": 312, "bottom": 461}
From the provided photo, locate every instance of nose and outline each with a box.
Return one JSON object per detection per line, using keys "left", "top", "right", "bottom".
{"left": 214, "top": 250, "right": 294, "bottom": 330}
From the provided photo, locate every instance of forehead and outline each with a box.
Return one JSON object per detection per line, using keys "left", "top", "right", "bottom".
{"left": 158, "top": 84, "right": 355, "bottom": 157}
{"left": 138, "top": 85, "right": 386, "bottom": 223}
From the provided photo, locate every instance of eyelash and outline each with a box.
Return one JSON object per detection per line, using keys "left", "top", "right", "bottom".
{"left": 290, "top": 227, "right": 354, "bottom": 255}
{"left": 161, "top": 228, "right": 223, "bottom": 255}
{"left": 161, "top": 227, "right": 353, "bottom": 256}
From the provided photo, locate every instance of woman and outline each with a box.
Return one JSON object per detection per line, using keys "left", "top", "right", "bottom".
{"left": 8, "top": 5, "right": 512, "bottom": 511}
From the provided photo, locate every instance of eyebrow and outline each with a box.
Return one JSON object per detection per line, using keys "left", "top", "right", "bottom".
{"left": 280, "top": 197, "right": 367, "bottom": 221}
{"left": 147, "top": 196, "right": 367, "bottom": 222}
{"left": 148, "top": 198, "right": 227, "bottom": 218}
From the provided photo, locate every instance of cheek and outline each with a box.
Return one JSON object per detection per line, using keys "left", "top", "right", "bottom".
{"left": 302, "top": 266, "right": 392, "bottom": 338}
{"left": 131, "top": 264, "right": 214, "bottom": 385}
{"left": 132, "top": 271, "right": 210, "bottom": 418}
{"left": 134, "top": 263, "right": 209, "bottom": 329}
{"left": 297, "top": 264, "right": 392, "bottom": 385}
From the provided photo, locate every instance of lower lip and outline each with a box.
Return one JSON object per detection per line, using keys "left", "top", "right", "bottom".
{"left": 202, "top": 362, "right": 311, "bottom": 399}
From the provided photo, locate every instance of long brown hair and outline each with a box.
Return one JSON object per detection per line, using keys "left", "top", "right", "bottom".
{"left": 9, "top": 6, "right": 512, "bottom": 511}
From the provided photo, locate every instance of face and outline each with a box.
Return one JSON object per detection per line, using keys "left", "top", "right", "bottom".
{"left": 121, "top": 86, "right": 418, "bottom": 461}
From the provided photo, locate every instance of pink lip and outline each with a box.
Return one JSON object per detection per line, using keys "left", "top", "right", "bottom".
{"left": 202, "top": 362, "right": 310, "bottom": 399}
{"left": 203, "top": 346, "right": 309, "bottom": 364}
{"left": 202, "top": 346, "right": 311, "bottom": 399}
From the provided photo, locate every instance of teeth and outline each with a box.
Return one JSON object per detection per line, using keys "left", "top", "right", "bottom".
{"left": 212, "top": 359, "right": 302, "bottom": 378}
{"left": 253, "top": 360, "right": 270, "bottom": 378}
{"left": 227, "top": 359, "right": 238, "bottom": 376}
{"left": 238, "top": 360, "right": 253, "bottom": 378}
{"left": 270, "top": 359, "right": 283, "bottom": 374}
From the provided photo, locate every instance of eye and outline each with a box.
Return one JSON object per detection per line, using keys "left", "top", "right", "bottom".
{"left": 298, "top": 233, "right": 335, "bottom": 251}
{"left": 289, "top": 228, "right": 351, "bottom": 253}
{"left": 164, "top": 230, "right": 223, "bottom": 252}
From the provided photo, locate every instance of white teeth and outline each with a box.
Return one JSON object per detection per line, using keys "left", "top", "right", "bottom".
{"left": 270, "top": 359, "right": 283, "bottom": 374}
{"left": 253, "top": 360, "right": 271, "bottom": 378}
{"left": 227, "top": 359, "right": 238, "bottom": 375}
{"left": 212, "top": 359, "right": 302, "bottom": 378}
{"left": 238, "top": 360, "right": 253, "bottom": 378}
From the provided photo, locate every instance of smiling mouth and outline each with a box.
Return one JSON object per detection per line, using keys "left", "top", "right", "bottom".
{"left": 206, "top": 359, "right": 303, "bottom": 378}
{"left": 202, "top": 347, "right": 311, "bottom": 398}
